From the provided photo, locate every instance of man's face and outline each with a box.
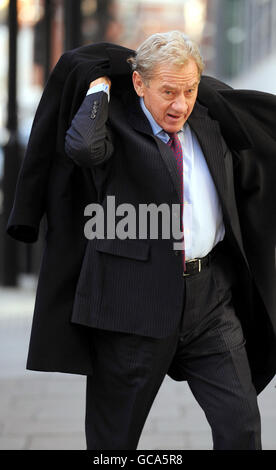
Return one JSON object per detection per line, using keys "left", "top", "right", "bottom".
{"left": 132, "top": 59, "right": 200, "bottom": 133}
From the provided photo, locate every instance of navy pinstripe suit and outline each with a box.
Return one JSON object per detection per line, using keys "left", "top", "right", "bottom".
{"left": 64, "top": 86, "right": 261, "bottom": 450}
{"left": 65, "top": 87, "right": 251, "bottom": 337}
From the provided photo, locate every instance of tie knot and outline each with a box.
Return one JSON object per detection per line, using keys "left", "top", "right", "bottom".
{"left": 167, "top": 131, "right": 181, "bottom": 144}
{"left": 167, "top": 132, "right": 177, "bottom": 140}
{"left": 167, "top": 131, "right": 180, "bottom": 148}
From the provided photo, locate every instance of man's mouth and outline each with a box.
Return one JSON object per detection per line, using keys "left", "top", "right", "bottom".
{"left": 167, "top": 113, "right": 182, "bottom": 120}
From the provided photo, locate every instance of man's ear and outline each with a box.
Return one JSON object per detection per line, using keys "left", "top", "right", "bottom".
{"left": 132, "top": 71, "right": 145, "bottom": 97}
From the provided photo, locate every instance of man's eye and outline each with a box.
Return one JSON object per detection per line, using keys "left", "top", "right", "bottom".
{"left": 164, "top": 90, "right": 172, "bottom": 95}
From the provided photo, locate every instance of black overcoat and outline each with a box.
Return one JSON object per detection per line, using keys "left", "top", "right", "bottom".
{"left": 6, "top": 42, "right": 276, "bottom": 394}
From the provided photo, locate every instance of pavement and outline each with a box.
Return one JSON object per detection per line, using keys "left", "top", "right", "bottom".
{"left": 0, "top": 284, "right": 275, "bottom": 450}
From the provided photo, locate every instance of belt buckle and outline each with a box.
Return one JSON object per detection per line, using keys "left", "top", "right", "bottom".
{"left": 183, "top": 258, "right": 201, "bottom": 277}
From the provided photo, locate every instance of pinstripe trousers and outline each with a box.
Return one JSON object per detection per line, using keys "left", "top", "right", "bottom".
{"left": 85, "top": 244, "right": 262, "bottom": 450}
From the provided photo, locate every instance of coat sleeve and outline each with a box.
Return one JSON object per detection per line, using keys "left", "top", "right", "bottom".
{"left": 64, "top": 90, "right": 114, "bottom": 167}
{"left": 6, "top": 52, "right": 70, "bottom": 243}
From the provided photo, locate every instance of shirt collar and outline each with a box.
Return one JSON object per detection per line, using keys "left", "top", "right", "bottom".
{"left": 139, "top": 97, "right": 187, "bottom": 142}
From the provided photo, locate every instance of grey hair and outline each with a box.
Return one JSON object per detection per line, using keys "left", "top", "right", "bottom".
{"left": 127, "top": 31, "right": 205, "bottom": 85}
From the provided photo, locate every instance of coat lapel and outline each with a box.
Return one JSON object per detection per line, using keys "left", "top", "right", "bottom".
{"left": 188, "top": 101, "right": 228, "bottom": 204}
{"left": 153, "top": 136, "right": 182, "bottom": 203}
{"left": 124, "top": 89, "right": 183, "bottom": 204}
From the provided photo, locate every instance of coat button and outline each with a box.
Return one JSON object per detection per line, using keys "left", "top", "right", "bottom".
{"left": 174, "top": 250, "right": 180, "bottom": 256}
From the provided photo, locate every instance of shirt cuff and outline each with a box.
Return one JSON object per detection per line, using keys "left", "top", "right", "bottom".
{"left": 86, "top": 83, "right": 110, "bottom": 102}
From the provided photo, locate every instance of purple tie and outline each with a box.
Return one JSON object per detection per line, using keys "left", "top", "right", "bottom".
{"left": 167, "top": 132, "right": 186, "bottom": 271}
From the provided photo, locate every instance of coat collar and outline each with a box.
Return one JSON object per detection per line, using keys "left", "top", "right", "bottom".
{"left": 197, "top": 78, "right": 253, "bottom": 151}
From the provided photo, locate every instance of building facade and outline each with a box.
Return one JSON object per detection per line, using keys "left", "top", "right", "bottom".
{"left": 1, "top": 0, "right": 276, "bottom": 285}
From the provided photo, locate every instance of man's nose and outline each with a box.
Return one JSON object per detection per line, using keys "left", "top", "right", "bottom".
{"left": 171, "top": 95, "right": 188, "bottom": 114}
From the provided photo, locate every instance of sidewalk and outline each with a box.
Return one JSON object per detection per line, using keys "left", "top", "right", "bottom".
{"left": 0, "top": 286, "right": 275, "bottom": 450}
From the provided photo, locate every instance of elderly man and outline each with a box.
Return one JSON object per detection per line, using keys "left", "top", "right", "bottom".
{"left": 64, "top": 31, "right": 262, "bottom": 450}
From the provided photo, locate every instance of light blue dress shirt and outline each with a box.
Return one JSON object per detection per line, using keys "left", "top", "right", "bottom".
{"left": 140, "top": 97, "right": 225, "bottom": 260}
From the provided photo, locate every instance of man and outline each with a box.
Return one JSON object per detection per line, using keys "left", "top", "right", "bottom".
{"left": 64, "top": 31, "right": 264, "bottom": 450}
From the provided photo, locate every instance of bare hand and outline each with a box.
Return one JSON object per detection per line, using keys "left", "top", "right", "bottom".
{"left": 89, "top": 76, "right": 111, "bottom": 89}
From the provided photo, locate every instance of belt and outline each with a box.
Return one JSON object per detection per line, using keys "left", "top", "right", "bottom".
{"left": 182, "top": 240, "right": 226, "bottom": 277}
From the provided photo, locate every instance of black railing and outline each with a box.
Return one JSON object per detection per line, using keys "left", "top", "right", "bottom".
{"left": 2, "top": 0, "right": 20, "bottom": 286}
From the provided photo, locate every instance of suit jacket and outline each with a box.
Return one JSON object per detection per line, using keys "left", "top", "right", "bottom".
{"left": 64, "top": 86, "right": 250, "bottom": 333}
{"left": 6, "top": 42, "right": 276, "bottom": 394}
